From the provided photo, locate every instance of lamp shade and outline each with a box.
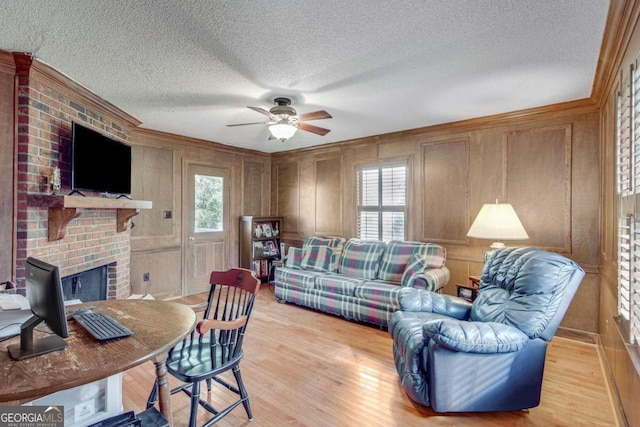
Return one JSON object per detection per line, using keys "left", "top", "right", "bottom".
{"left": 269, "top": 123, "right": 297, "bottom": 141}
{"left": 467, "top": 203, "right": 528, "bottom": 248}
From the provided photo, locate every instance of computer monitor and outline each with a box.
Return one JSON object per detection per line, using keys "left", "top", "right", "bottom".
{"left": 8, "top": 257, "right": 69, "bottom": 360}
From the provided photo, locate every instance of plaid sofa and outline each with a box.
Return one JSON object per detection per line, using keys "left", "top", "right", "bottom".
{"left": 273, "top": 237, "right": 450, "bottom": 328}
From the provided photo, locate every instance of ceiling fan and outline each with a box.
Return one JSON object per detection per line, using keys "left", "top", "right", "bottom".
{"left": 227, "top": 97, "right": 332, "bottom": 141}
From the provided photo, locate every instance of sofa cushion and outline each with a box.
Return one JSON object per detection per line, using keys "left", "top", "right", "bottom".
{"left": 315, "top": 274, "right": 364, "bottom": 296}
{"left": 300, "top": 245, "right": 334, "bottom": 272}
{"left": 378, "top": 241, "right": 446, "bottom": 283}
{"left": 275, "top": 282, "right": 395, "bottom": 327}
{"left": 355, "top": 281, "right": 402, "bottom": 306}
{"left": 338, "top": 239, "right": 387, "bottom": 280}
{"left": 285, "top": 247, "right": 303, "bottom": 269}
{"left": 274, "top": 267, "right": 322, "bottom": 289}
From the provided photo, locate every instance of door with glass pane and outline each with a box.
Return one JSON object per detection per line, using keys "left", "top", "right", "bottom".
{"left": 183, "top": 162, "right": 230, "bottom": 296}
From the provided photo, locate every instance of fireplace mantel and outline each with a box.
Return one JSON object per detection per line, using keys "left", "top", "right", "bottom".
{"left": 28, "top": 194, "right": 153, "bottom": 241}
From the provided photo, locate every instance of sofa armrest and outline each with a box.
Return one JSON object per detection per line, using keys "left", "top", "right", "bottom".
{"left": 404, "top": 266, "right": 450, "bottom": 291}
{"left": 398, "top": 288, "right": 472, "bottom": 320}
{"left": 423, "top": 319, "right": 529, "bottom": 353}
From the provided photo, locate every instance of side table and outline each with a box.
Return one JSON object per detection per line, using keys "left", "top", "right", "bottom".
{"left": 456, "top": 275, "right": 480, "bottom": 302}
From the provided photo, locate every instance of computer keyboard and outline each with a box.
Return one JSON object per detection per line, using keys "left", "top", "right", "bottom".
{"left": 73, "top": 311, "right": 133, "bottom": 341}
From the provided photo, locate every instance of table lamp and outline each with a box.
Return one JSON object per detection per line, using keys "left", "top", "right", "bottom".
{"left": 467, "top": 201, "right": 529, "bottom": 260}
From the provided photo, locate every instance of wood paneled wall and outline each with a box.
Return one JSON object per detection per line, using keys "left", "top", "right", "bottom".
{"left": 271, "top": 107, "right": 600, "bottom": 332}
{"left": 128, "top": 128, "right": 271, "bottom": 299}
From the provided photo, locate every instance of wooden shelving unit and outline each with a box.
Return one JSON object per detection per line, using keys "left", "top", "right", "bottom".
{"left": 28, "top": 194, "right": 153, "bottom": 241}
{"left": 239, "top": 216, "right": 283, "bottom": 282}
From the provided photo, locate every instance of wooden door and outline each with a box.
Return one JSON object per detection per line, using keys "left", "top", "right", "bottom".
{"left": 183, "top": 161, "right": 230, "bottom": 296}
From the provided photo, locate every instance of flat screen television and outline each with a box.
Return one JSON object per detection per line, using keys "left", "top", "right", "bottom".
{"left": 71, "top": 121, "right": 132, "bottom": 196}
{"left": 8, "top": 257, "right": 69, "bottom": 360}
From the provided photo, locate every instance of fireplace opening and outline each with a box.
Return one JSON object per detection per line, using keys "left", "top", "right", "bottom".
{"left": 62, "top": 265, "right": 108, "bottom": 302}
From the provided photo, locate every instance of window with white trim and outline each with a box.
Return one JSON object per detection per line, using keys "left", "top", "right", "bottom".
{"left": 356, "top": 164, "right": 406, "bottom": 242}
{"left": 617, "top": 60, "right": 640, "bottom": 347}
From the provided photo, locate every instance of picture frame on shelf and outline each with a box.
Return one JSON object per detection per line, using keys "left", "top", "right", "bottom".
{"left": 253, "top": 241, "right": 264, "bottom": 257}
{"left": 264, "top": 240, "right": 279, "bottom": 257}
{"left": 262, "top": 223, "right": 273, "bottom": 237}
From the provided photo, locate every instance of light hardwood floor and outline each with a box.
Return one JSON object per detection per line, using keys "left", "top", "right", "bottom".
{"left": 122, "top": 286, "right": 619, "bottom": 426}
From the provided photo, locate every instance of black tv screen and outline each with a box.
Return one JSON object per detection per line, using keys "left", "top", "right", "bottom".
{"left": 72, "top": 122, "right": 132, "bottom": 195}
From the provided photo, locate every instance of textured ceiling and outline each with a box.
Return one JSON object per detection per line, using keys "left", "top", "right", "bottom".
{"left": 0, "top": 0, "right": 610, "bottom": 153}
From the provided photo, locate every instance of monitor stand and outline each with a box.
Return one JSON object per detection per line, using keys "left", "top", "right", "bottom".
{"left": 7, "top": 315, "right": 67, "bottom": 361}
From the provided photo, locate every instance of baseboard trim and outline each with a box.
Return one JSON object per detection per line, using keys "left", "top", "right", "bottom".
{"left": 555, "top": 326, "right": 599, "bottom": 344}
{"left": 595, "top": 332, "right": 628, "bottom": 427}
{"left": 554, "top": 327, "right": 626, "bottom": 426}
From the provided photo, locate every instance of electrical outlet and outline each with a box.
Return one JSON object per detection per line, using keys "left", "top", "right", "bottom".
{"left": 143, "top": 273, "right": 150, "bottom": 282}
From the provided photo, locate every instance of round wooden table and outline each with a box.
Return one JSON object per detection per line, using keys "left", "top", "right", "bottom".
{"left": 0, "top": 299, "right": 197, "bottom": 425}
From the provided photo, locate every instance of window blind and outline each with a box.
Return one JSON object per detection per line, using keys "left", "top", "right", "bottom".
{"left": 617, "top": 61, "right": 640, "bottom": 348}
{"left": 632, "top": 218, "right": 640, "bottom": 344}
{"left": 619, "top": 216, "right": 632, "bottom": 325}
{"left": 633, "top": 63, "right": 640, "bottom": 193}
{"left": 618, "top": 74, "right": 632, "bottom": 195}
{"left": 357, "top": 165, "right": 406, "bottom": 241}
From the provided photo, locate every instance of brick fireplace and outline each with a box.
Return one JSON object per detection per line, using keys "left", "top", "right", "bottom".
{"left": 14, "top": 53, "right": 141, "bottom": 299}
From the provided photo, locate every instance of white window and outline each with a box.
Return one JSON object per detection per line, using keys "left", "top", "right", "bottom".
{"left": 617, "top": 60, "right": 640, "bottom": 347}
{"left": 356, "top": 164, "right": 406, "bottom": 242}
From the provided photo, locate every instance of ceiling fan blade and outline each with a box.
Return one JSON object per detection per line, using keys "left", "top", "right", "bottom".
{"left": 298, "top": 122, "right": 331, "bottom": 136}
{"left": 247, "top": 106, "right": 273, "bottom": 117}
{"left": 226, "top": 122, "right": 266, "bottom": 127}
{"left": 299, "top": 110, "right": 332, "bottom": 121}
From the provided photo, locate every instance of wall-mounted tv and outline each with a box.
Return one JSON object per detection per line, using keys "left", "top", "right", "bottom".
{"left": 71, "top": 122, "right": 132, "bottom": 196}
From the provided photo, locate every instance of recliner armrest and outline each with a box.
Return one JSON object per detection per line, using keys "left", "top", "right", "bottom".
{"left": 423, "top": 319, "right": 529, "bottom": 353}
{"left": 398, "top": 288, "right": 472, "bottom": 320}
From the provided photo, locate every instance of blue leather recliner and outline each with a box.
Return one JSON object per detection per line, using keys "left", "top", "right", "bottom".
{"left": 388, "top": 247, "right": 585, "bottom": 412}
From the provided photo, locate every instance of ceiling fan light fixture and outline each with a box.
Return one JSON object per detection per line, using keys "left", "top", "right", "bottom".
{"left": 269, "top": 123, "right": 297, "bottom": 141}
{"left": 228, "top": 98, "right": 331, "bottom": 140}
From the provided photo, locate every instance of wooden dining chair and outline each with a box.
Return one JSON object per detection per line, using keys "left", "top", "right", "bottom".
{"left": 147, "top": 268, "right": 261, "bottom": 427}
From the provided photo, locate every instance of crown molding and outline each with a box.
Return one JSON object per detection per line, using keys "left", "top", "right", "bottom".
{"left": 12, "top": 52, "right": 141, "bottom": 128}
{"left": 591, "top": 0, "right": 640, "bottom": 107}
{"left": 131, "top": 127, "right": 270, "bottom": 158}
{"left": 273, "top": 98, "right": 598, "bottom": 157}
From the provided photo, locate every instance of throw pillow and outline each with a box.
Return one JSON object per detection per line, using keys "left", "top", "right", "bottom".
{"left": 401, "top": 253, "right": 428, "bottom": 287}
{"left": 303, "top": 236, "right": 346, "bottom": 250}
{"left": 338, "top": 239, "right": 387, "bottom": 279}
{"left": 303, "top": 236, "right": 346, "bottom": 272}
{"left": 300, "top": 245, "right": 334, "bottom": 272}
{"left": 285, "top": 247, "right": 303, "bottom": 269}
